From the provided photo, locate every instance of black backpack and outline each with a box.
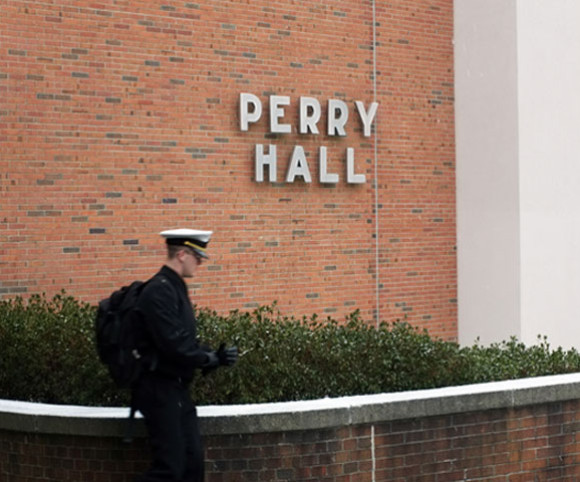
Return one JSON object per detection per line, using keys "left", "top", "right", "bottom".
{"left": 95, "top": 281, "right": 149, "bottom": 389}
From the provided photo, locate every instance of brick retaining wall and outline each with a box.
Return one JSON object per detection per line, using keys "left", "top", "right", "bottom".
{"left": 2, "top": 374, "right": 580, "bottom": 481}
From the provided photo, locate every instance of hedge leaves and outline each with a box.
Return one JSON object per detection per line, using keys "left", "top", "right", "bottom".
{"left": 1, "top": 293, "right": 579, "bottom": 406}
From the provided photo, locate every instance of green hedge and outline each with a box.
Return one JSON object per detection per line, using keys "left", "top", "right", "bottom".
{"left": 1, "top": 293, "right": 580, "bottom": 407}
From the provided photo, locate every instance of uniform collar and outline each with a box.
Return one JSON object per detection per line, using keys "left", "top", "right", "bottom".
{"left": 159, "top": 265, "right": 189, "bottom": 293}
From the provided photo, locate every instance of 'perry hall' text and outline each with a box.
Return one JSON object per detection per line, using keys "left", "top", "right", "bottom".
{"left": 239, "top": 93, "right": 379, "bottom": 185}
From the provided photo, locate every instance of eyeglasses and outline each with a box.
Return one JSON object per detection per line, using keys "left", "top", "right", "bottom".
{"left": 185, "top": 248, "right": 203, "bottom": 264}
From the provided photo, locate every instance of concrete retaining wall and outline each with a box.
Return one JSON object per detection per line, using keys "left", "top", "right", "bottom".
{"left": 2, "top": 374, "right": 580, "bottom": 480}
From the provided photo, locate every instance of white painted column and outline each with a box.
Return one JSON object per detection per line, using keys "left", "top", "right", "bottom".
{"left": 456, "top": 0, "right": 580, "bottom": 348}
{"left": 455, "top": 0, "right": 522, "bottom": 345}
{"left": 517, "top": 0, "right": 580, "bottom": 347}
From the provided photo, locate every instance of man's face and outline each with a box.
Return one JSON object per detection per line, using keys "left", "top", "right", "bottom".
{"left": 180, "top": 248, "right": 203, "bottom": 278}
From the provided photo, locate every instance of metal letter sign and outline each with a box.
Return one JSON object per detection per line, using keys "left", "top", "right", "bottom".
{"left": 239, "top": 93, "right": 378, "bottom": 185}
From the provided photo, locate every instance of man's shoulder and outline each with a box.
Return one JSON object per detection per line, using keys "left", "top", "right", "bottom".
{"left": 141, "top": 268, "right": 176, "bottom": 298}
{"left": 147, "top": 266, "right": 177, "bottom": 284}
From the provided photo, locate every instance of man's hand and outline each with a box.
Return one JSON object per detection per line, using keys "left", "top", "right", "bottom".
{"left": 217, "top": 344, "right": 238, "bottom": 366}
{"left": 203, "top": 351, "right": 220, "bottom": 370}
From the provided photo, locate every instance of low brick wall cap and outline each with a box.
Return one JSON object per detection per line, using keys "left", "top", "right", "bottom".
{"left": 2, "top": 373, "right": 580, "bottom": 437}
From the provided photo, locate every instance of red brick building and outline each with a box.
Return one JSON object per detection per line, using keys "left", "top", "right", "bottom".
{"left": 0, "top": 1, "right": 456, "bottom": 339}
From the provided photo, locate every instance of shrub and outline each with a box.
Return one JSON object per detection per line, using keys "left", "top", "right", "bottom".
{"left": 0, "top": 293, "right": 122, "bottom": 406}
{"left": 1, "top": 293, "right": 580, "bottom": 407}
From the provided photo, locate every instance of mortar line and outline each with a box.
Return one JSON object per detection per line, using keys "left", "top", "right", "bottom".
{"left": 371, "top": 424, "right": 376, "bottom": 481}
{"left": 372, "top": 0, "right": 380, "bottom": 327}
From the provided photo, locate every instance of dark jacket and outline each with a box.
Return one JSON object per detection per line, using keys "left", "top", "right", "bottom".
{"left": 136, "top": 265, "right": 211, "bottom": 381}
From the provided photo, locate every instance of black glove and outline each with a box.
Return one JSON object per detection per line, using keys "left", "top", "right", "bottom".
{"left": 217, "top": 344, "right": 238, "bottom": 366}
{"left": 203, "top": 350, "right": 220, "bottom": 370}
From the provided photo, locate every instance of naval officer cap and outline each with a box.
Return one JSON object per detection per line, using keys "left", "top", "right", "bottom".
{"left": 160, "top": 228, "right": 213, "bottom": 259}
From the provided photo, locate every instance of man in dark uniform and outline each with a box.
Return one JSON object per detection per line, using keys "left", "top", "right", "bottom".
{"left": 134, "top": 228, "right": 237, "bottom": 482}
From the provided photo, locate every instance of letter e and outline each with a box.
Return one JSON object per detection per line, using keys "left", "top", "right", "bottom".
{"left": 270, "top": 95, "right": 292, "bottom": 134}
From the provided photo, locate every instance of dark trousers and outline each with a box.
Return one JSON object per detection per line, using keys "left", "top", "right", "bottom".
{"left": 134, "top": 374, "right": 204, "bottom": 482}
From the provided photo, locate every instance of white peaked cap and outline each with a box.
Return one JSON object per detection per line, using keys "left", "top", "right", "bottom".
{"left": 160, "top": 228, "right": 213, "bottom": 258}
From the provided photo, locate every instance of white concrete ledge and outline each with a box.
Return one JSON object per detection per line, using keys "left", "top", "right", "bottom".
{"left": 2, "top": 373, "right": 580, "bottom": 437}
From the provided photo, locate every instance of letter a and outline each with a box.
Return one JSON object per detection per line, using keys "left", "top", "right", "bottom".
{"left": 286, "top": 146, "right": 312, "bottom": 183}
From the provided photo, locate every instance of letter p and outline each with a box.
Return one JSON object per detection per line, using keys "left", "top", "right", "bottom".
{"left": 240, "top": 93, "right": 262, "bottom": 131}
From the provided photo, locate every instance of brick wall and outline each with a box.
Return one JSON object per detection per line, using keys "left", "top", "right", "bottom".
{"left": 2, "top": 375, "right": 580, "bottom": 481}
{"left": 206, "top": 405, "right": 580, "bottom": 481}
{"left": 0, "top": 1, "right": 456, "bottom": 338}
